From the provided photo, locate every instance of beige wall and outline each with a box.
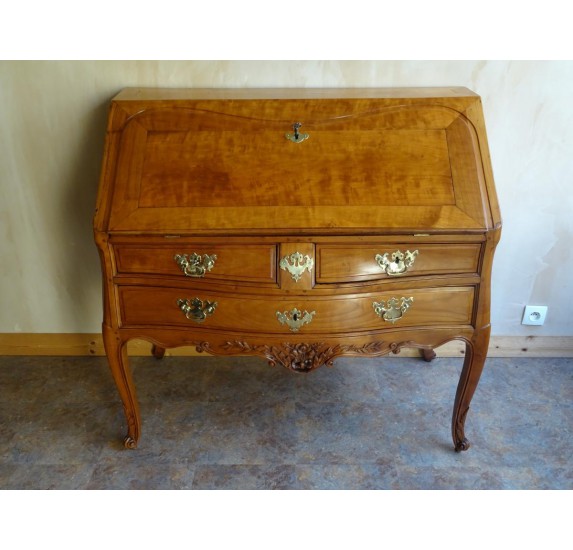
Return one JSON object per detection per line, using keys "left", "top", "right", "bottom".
{"left": 1, "top": 60, "right": 572, "bottom": 335}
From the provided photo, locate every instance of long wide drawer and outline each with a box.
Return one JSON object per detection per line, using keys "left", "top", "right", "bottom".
{"left": 114, "top": 244, "right": 277, "bottom": 283}
{"left": 316, "top": 243, "right": 481, "bottom": 283}
{"left": 119, "top": 285, "right": 475, "bottom": 333}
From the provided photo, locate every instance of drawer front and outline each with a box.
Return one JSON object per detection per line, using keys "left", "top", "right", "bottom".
{"left": 119, "top": 286, "right": 475, "bottom": 333}
{"left": 316, "top": 243, "right": 481, "bottom": 282}
{"left": 114, "top": 244, "right": 277, "bottom": 283}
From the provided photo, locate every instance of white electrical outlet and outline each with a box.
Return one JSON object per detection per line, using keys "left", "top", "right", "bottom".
{"left": 522, "top": 305, "right": 548, "bottom": 326}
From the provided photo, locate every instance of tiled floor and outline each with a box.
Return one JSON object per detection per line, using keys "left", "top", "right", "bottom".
{"left": 0, "top": 354, "right": 571, "bottom": 489}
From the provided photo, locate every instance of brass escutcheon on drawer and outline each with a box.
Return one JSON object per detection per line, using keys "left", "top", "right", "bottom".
{"left": 285, "top": 122, "right": 309, "bottom": 143}
{"left": 177, "top": 297, "right": 218, "bottom": 323}
{"left": 372, "top": 297, "right": 414, "bottom": 323}
{"left": 280, "top": 251, "right": 314, "bottom": 282}
{"left": 375, "top": 249, "right": 418, "bottom": 276}
{"left": 174, "top": 253, "right": 217, "bottom": 278}
{"left": 276, "top": 307, "right": 315, "bottom": 332}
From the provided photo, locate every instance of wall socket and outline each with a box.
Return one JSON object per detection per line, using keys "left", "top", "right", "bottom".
{"left": 522, "top": 305, "right": 548, "bottom": 326}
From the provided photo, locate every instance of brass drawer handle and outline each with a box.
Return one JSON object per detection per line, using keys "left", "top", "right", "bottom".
{"left": 285, "top": 122, "right": 309, "bottom": 143}
{"left": 280, "top": 251, "right": 314, "bottom": 282}
{"left": 177, "top": 298, "right": 218, "bottom": 323}
{"left": 276, "top": 307, "right": 315, "bottom": 332}
{"left": 375, "top": 249, "right": 418, "bottom": 276}
{"left": 373, "top": 297, "right": 414, "bottom": 323}
{"left": 174, "top": 253, "right": 217, "bottom": 277}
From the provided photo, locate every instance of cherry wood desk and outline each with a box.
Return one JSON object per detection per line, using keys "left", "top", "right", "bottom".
{"left": 94, "top": 87, "right": 501, "bottom": 450}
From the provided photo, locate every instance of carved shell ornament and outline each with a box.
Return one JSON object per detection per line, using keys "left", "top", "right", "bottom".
{"left": 222, "top": 341, "right": 387, "bottom": 373}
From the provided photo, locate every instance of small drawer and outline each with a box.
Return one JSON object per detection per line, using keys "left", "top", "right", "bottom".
{"left": 114, "top": 244, "right": 277, "bottom": 284}
{"left": 119, "top": 286, "right": 475, "bottom": 333}
{"left": 316, "top": 243, "right": 481, "bottom": 283}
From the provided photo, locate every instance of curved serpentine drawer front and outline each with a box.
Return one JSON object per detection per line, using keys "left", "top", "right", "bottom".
{"left": 316, "top": 243, "right": 481, "bottom": 283}
{"left": 112, "top": 239, "right": 481, "bottom": 287}
{"left": 118, "top": 285, "right": 475, "bottom": 333}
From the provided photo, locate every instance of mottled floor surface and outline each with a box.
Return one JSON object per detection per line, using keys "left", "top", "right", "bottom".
{"left": 0, "top": 354, "right": 571, "bottom": 489}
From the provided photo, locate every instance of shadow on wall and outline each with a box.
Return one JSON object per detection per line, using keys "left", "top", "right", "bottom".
{"left": 59, "top": 94, "right": 117, "bottom": 331}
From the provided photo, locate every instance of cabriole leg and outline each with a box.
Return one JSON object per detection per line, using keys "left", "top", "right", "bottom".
{"left": 102, "top": 324, "right": 141, "bottom": 449}
{"left": 452, "top": 326, "right": 490, "bottom": 452}
{"left": 420, "top": 348, "right": 436, "bottom": 362}
{"left": 151, "top": 345, "right": 166, "bottom": 359}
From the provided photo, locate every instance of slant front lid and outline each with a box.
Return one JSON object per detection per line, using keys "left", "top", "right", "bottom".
{"left": 97, "top": 88, "right": 497, "bottom": 234}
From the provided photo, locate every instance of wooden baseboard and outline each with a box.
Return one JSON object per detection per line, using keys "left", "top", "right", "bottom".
{"left": 0, "top": 333, "right": 572, "bottom": 358}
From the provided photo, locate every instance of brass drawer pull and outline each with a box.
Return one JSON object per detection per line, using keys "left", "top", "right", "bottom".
{"left": 375, "top": 249, "right": 418, "bottom": 276}
{"left": 177, "top": 298, "right": 218, "bottom": 323}
{"left": 276, "top": 307, "right": 315, "bottom": 332}
{"left": 174, "top": 253, "right": 217, "bottom": 277}
{"left": 373, "top": 297, "right": 414, "bottom": 323}
{"left": 280, "top": 251, "right": 314, "bottom": 282}
{"left": 285, "top": 122, "right": 309, "bottom": 143}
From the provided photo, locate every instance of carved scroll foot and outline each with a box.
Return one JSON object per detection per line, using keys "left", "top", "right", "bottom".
{"left": 151, "top": 345, "right": 166, "bottom": 359}
{"left": 102, "top": 324, "right": 141, "bottom": 449}
{"left": 420, "top": 348, "right": 436, "bottom": 362}
{"left": 124, "top": 436, "right": 138, "bottom": 449}
{"left": 455, "top": 438, "right": 470, "bottom": 452}
{"left": 451, "top": 326, "right": 490, "bottom": 452}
